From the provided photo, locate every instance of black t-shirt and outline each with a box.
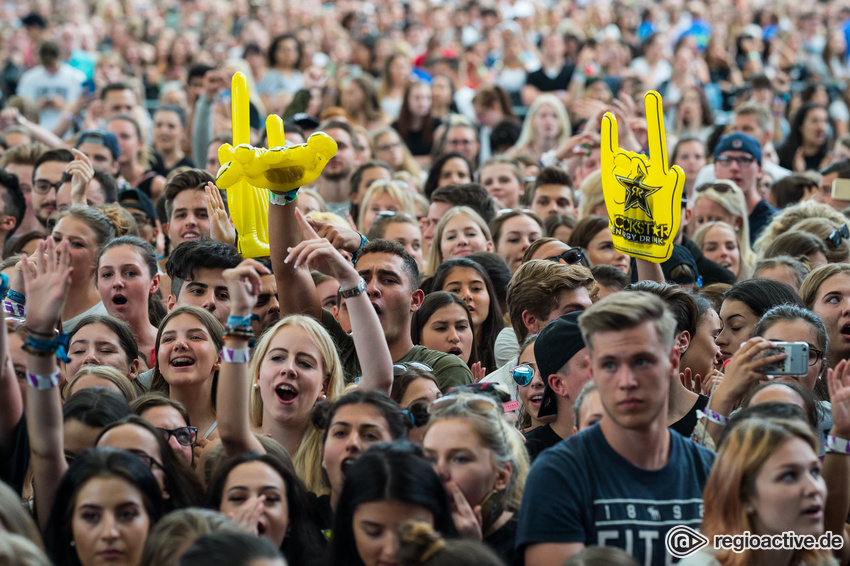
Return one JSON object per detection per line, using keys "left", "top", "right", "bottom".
{"left": 748, "top": 199, "right": 777, "bottom": 245}
{"left": 526, "top": 64, "right": 575, "bottom": 92}
{"left": 391, "top": 119, "right": 440, "bottom": 156}
{"left": 0, "top": 414, "right": 29, "bottom": 495}
{"left": 484, "top": 514, "right": 521, "bottom": 566}
{"left": 670, "top": 394, "right": 709, "bottom": 438}
{"left": 151, "top": 152, "right": 195, "bottom": 178}
{"left": 524, "top": 423, "right": 563, "bottom": 462}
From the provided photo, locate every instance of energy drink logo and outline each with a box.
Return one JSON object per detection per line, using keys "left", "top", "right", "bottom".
{"left": 601, "top": 91, "right": 684, "bottom": 263}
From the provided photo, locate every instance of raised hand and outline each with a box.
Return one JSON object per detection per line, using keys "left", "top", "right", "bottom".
{"left": 213, "top": 73, "right": 338, "bottom": 258}
{"left": 829, "top": 360, "right": 850, "bottom": 439}
{"left": 600, "top": 91, "right": 685, "bottom": 263}
{"left": 222, "top": 259, "right": 271, "bottom": 318}
{"left": 67, "top": 149, "right": 94, "bottom": 207}
{"left": 284, "top": 208, "right": 361, "bottom": 286}
{"left": 22, "top": 239, "right": 72, "bottom": 335}
{"left": 204, "top": 182, "right": 237, "bottom": 245}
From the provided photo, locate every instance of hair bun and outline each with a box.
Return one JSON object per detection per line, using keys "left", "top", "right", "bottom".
{"left": 396, "top": 520, "right": 446, "bottom": 566}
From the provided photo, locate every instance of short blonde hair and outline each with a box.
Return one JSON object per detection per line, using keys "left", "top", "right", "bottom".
{"left": 248, "top": 315, "right": 345, "bottom": 494}
{"left": 357, "top": 180, "right": 415, "bottom": 231}
{"left": 512, "top": 94, "right": 571, "bottom": 153}
{"left": 693, "top": 221, "right": 753, "bottom": 281}
{"left": 64, "top": 366, "right": 138, "bottom": 403}
{"left": 690, "top": 180, "right": 751, "bottom": 248}
{"left": 579, "top": 291, "right": 676, "bottom": 354}
{"left": 424, "top": 206, "right": 492, "bottom": 276}
{"left": 577, "top": 170, "right": 606, "bottom": 219}
{"left": 753, "top": 199, "right": 846, "bottom": 254}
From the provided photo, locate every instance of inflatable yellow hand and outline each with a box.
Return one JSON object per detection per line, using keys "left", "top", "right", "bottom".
{"left": 600, "top": 91, "right": 685, "bottom": 263}
{"left": 215, "top": 73, "right": 338, "bottom": 258}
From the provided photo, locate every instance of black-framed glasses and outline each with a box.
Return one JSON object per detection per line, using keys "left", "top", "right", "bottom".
{"left": 825, "top": 224, "right": 849, "bottom": 248}
{"left": 33, "top": 179, "right": 63, "bottom": 195}
{"left": 158, "top": 426, "right": 198, "bottom": 446}
{"left": 403, "top": 399, "right": 431, "bottom": 428}
{"left": 511, "top": 363, "right": 537, "bottom": 386}
{"left": 546, "top": 247, "right": 588, "bottom": 266}
{"left": 128, "top": 450, "right": 164, "bottom": 471}
{"left": 715, "top": 155, "right": 757, "bottom": 167}
{"left": 393, "top": 362, "right": 433, "bottom": 376}
{"left": 808, "top": 346, "right": 825, "bottom": 366}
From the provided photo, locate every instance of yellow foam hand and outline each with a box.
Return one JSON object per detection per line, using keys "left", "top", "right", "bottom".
{"left": 600, "top": 91, "right": 685, "bottom": 263}
{"left": 215, "top": 73, "right": 338, "bottom": 258}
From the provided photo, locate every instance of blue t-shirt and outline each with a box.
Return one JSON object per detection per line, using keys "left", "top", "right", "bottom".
{"left": 516, "top": 423, "right": 715, "bottom": 566}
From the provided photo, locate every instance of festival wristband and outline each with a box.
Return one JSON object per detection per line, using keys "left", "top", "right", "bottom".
{"left": 3, "top": 299, "right": 25, "bottom": 318}
{"left": 6, "top": 289, "right": 25, "bottom": 304}
{"left": 696, "top": 408, "right": 730, "bottom": 426}
{"left": 221, "top": 347, "right": 251, "bottom": 364}
{"left": 826, "top": 435, "right": 850, "bottom": 454}
{"left": 268, "top": 189, "right": 300, "bottom": 206}
{"left": 226, "top": 314, "right": 253, "bottom": 328}
{"left": 25, "top": 369, "right": 60, "bottom": 390}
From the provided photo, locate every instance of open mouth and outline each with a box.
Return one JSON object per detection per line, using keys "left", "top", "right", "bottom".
{"left": 802, "top": 504, "right": 823, "bottom": 518}
{"left": 371, "top": 302, "right": 383, "bottom": 320}
{"left": 170, "top": 356, "right": 196, "bottom": 368}
{"left": 341, "top": 457, "right": 357, "bottom": 476}
{"left": 182, "top": 231, "right": 200, "bottom": 240}
{"left": 448, "top": 347, "right": 462, "bottom": 356}
{"left": 112, "top": 295, "right": 128, "bottom": 305}
{"left": 257, "top": 521, "right": 267, "bottom": 535}
{"left": 530, "top": 393, "right": 543, "bottom": 406}
{"left": 841, "top": 322, "right": 850, "bottom": 340}
{"left": 276, "top": 383, "right": 297, "bottom": 402}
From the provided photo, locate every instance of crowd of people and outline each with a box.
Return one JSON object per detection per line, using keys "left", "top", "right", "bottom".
{"left": 4, "top": 0, "right": 850, "bottom": 565}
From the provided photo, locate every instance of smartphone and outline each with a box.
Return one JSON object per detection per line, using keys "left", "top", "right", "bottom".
{"left": 758, "top": 342, "right": 809, "bottom": 376}
{"left": 832, "top": 178, "right": 850, "bottom": 201}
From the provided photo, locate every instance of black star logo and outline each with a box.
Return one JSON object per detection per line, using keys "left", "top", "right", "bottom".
{"left": 616, "top": 171, "right": 661, "bottom": 219}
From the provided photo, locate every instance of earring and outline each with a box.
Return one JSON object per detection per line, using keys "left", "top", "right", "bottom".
{"left": 322, "top": 394, "right": 327, "bottom": 400}
{"left": 253, "top": 383, "right": 259, "bottom": 390}
{"left": 746, "top": 506, "right": 754, "bottom": 513}
{"left": 70, "top": 541, "right": 75, "bottom": 547}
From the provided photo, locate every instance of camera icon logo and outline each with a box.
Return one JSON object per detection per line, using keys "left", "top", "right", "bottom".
{"left": 665, "top": 525, "right": 709, "bottom": 558}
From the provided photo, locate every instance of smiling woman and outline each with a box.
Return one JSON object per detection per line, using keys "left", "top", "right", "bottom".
{"left": 424, "top": 207, "right": 494, "bottom": 276}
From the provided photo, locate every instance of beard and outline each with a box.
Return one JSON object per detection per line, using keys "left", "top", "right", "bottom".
{"left": 322, "top": 160, "right": 352, "bottom": 181}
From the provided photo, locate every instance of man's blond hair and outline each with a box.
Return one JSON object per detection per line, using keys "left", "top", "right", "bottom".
{"left": 578, "top": 291, "right": 676, "bottom": 354}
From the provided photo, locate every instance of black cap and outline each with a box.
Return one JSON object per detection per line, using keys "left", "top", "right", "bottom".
{"left": 661, "top": 244, "right": 699, "bottom": 286}
{"left": 285, "top": 113, "right": 319, "bottom": 131}
{"left": 118, "top": 188, "right": 157, "bottom": 224}
{"left": 534, "top": 311, "right": 586, "bottom": 418}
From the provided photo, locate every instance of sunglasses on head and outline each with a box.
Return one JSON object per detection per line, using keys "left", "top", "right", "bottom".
{"left": 825, "top": 224, "right": 849, "bottom": 247}
{"left": 695, "top": 182, "right": 736, "bottom": 194}
{"left": 546, "top": 247, "right": 588, "bottom": 266}
{"left": 158, "top": 426, "right": 198, "bottom": 446}
{"left": 393, "top": 362, "right": 433, "bottom": 376}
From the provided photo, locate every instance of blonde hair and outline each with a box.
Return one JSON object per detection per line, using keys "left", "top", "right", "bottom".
{"left": 424, "top": 206, "right": 493, "bottom": 276}
{"left": 511, "top": 94, "right": 571, "bottom": 153}
{"left": 371, "top": 127, "right": 423, "bottom": 178}
{"left": 789, "top": 217, "right": 850, "bottom": 264}
{"left": 689, "top": 181, "right": 751, "bottom": 248}
{"left": 298, "top": 188, "right": 328, "bottom": 213}
{"left": 0, "top": 482, "right": 43, "bottom": 551}
{"left": 693, "top": 221, "right": 753, "bottom": 281}
{"left": 138, "top": 508, "right": 242, "bottom": 566}
{"left": 64, "top": 366, "right": 138, "bottom": 403}
{"left": 579, "top": 291, "right": 676, "bottom": 355}
{"left": 753, "top": 199, "right": 846, "bottom": 254}
{"left": 422, "top": 394, "right": 530, "bottom": 511}
{"left": 0, "top": 533, "right": 52, "bottom": 566}
{"left": 577, "top": 170, "right": 606, "bottom": 219}
{"left": 248, "top": 315, "right": 345, "bottom": 494}
{"left": 800, "top": 263, "right": 850, "bottom": 310}
{"left": 357, "top": 180, "right": 416, "bottom": 231}
{"left": 306, "top": 211, "right": 350, "bottom": 229}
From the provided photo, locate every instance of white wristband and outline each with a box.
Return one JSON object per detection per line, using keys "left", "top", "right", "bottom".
{"left": 26, "top": 370, "right": 60, "bottom": 390}
{"left": 826, "top": 435, "right": 850, "bottom": 454}
{"left": 221, "top": 347, "right": 251, "bottom": 364}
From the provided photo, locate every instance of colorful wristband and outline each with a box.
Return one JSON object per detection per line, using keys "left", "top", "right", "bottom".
{"left": 226, "top": 314, "right": 253, "bottom": 328}
{"left": 221, "top": 347, "right": 251, "bottom": 363}
{"left": 6, "top": 289, "right": 25, "bottom": 304}
{"left": 26, "top": 369, "right": 60, "bottom": 390}
{"left": 268, "top": 189, "right": 300, "bottom": 206}
{"left": 3, "top": 299, "right": 25, "bottom": 318}
{"left": 697, "top": 408, "right": 730, "bottom": 426}
{"left": 826, "top": 435, "right": 850, "bottom": 454}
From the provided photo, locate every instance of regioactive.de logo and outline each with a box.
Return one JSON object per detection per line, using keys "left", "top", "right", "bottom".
{"left": 665, "top": 525, "right": 709, "bottom": 558}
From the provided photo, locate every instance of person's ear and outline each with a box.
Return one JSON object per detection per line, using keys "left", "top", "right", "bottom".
{"left": 549, "top": 373, "right": 568, "bottom": 398}
{"left": 493, "top": 462, "right": 511, "bottom": 492}
{"left": 128, "top": 358, "right": 140, "bottom": 381}
{"left": 0, "top": 215, "right": 15, "bottom": 234}
{"left": 150, "top": 273, "right": 161, "bottom": 295}
{"left": 166, "top": 294, "right": 176, "bottom": 311}
{"left": 676, "top": 330, "right": 691, "bottom": 355}
{"left": 520, "top": 309, "right": 539, "bottom": 335}
{"left": 212, "top": 358, "right": 221, "bottom": 373}
{"left": 485, "top": 240, "right": 494, "bottom": 252}
{"left": 410, "top": 288, "right": 425, "bottom": 313}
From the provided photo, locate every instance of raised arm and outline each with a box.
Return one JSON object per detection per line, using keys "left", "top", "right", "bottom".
{"left": 0, "top": 273, "right": 21, "bottom": 459}
{"left": 22, "top": 240, "right": 72, "bottom": 529}
{"left": 286, "top": 208, "right": 393, "bottom": 394}
{"left": 217, "top": 259, "right": 267, "bottom": 457}
{"left": 823, "top": 360, "right": 850, "bottom": 564}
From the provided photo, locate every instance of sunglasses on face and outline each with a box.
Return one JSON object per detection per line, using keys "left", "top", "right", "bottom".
{"left": 511, "top": 363, "right": 537, "bottom": 386}
{"left": 546, "top": 247, "right": 588, "bottom": 266}
{"left": 825, "top": 224, "right": 849, "bottom": 247}
{"left": 157, "top": 426, "right": 198, "bottom": 446}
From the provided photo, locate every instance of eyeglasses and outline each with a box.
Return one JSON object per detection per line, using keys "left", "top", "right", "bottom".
{"left": 403, "top": 399, "right": 432, "bottom": 428}
{"left": 447, "top": 139, "right": 475, "bottom": 147}
{"left": 808, "top": 346, "right": 825, "bottom": 366}
{"left": 376, "top": 142, "right": 402, "bottom": 152}
{"left": 695, "top": 181, "right": 737, "bottom": 194}
{"left": 131, "top": 212, "right": 153, "bottom": 227}
{"left": 376, "top": 210, "right": 416, "bottom": 221}
{"left": 715, "top": 155, "right": 757, "bottom": 167}
{"left": 825, "top": 224, "right": 849, "bottom": 247}
{"left": 510, "top": 362, "right": 538, "bottom": 386}
{"left": 33, "top": 179, "right": 64, "bottom": 195}
{"left": 157, "top": 426, "right": 198, "bottom": 446}
{"left": 546, "top": 247, "right": 588, "bottom": 266}
{"left": 128, "top": 450, "right": 164, "bottom": 471}
{"left": 393, "top": 361, "right": 433, "bottom": 376}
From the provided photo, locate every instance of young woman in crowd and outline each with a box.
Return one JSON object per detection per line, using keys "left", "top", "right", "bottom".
{"left": 43, "top": 448, "right": 165, "bottom": 566}
{"left": 762, "top": 231, "right": 829, "bottom": 270}
{"left": 340, "top": 76, "right": 388, "bottom": 132}
{"left": 96, "top": 236, "right": 163, "bottom": 369}
{"left": 568, "top": 216, "right": 630, "bottom": 274}
{"left": 105, "top": 115, "right": 167, "bottom": 202}
{"left": 152, "top": 105, "right": 193, "bottom": 176}
{"left": 694, "top": 221, "right": 752, "bottom": 281}
{"left": 150, "top": 306, "right": 223, "bottom": 442}
{"left": 411, "top": 292, "right": 478, "bottom": 369}
{"left": 367, "top": 212, "right": 425, "bottom": 270}
{"left": 393, "top": 81, "right": 438, "bottom": 161}
{"left": 422, "top": 152, "right": 473, "bottom": 200}
{"left": 801, "top": 263, "right": 850, "bottom": 368}
{"left": 478, "top": 156, "right": 525, "bottom": 210}
{"left": 424, "top": 207, "right": 494, "bottom": 276}
{"left": 257, "top": 34, "right": 304, "bottom": 110}
{"left": 357, "top": 180, "right": 415, "bottom": 234}
{"left": 688, "top": 181, "right": 751, "bottom": 248}
{"left": 509, "top": 94, "right": 571, "bottom": 161}
{"left": 679, "top": 295, "right": 722, "bottom": 390}
{"left": 671, "top": 136, "right": 708, "bottom": 200}
{"left": 63, "top": 366, "right": 137, "bottom": 402}
{"left": 428, "top": 259, "right": 503, "bottom": 373}
{"left": 371, "top": 127, "right": 423, "bottom": 179}
{"left": 430, "top": 75, "right": 457, "bottom": 122}
{"left": 64, "top": 315, "right": 142, "bottom": 393}
{"left": 130, "top": 393, "right": 194, "bottom": 467}
{"left": 514, "top": 335, "right": 553, "bottom": 434}
{"left": 331, "top": 443, "right": 457, "bottom": 566}
{"left": 777, "top": 103, "right": 831, "bottom": 172}
{"left": 205, "top": 451, "right": 326, "bottom": 564}
{"left": 789, "top": 218, "right": 850, "bottom": 264}
{"left": 422, "top": 393, "right": 530, "bottom": 565}
{"left": 490, "top": 209, "right": 545, "bottom": 274}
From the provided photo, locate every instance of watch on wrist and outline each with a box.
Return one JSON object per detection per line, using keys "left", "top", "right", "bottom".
{"left": 339, "top": 278, "right": 367, "bottom": 299}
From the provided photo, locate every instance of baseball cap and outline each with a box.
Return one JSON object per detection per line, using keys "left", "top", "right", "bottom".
{"left": 118, "top": 188, "right": 157, "bottom": 225}
{"left": 714, "top": 132, "right": 762, "bottom": 166}
{"left": 76, "top": 129, "right": 121, "bottom": 161}
{"left": 534, "top": 311, "right": 586, "bottom": 418}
